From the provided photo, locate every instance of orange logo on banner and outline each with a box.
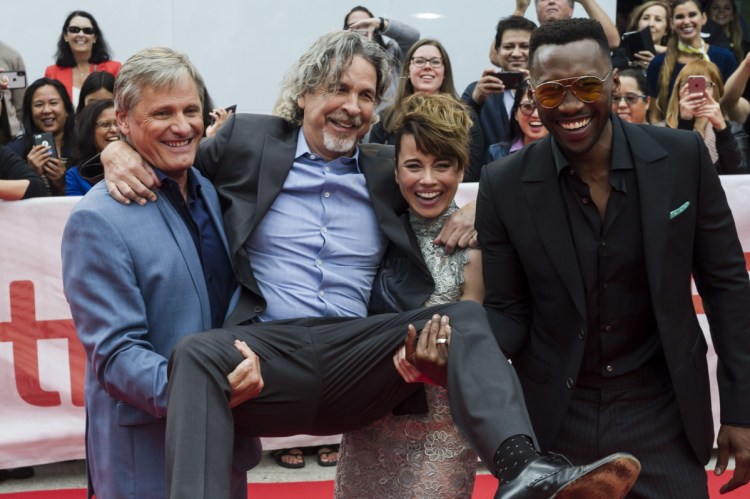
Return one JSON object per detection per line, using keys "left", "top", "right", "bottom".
{"left": 692, "top": 253, "right": 750, "bottom": 314}
{"left": 0, "top": 280, "right": 85, "bottom": 407}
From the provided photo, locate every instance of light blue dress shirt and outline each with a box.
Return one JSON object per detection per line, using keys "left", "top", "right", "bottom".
{"left": 244, "top": 131, "right": 388, "bottom": 322}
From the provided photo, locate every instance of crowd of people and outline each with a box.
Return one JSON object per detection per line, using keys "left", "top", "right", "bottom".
{"left": 3, "top": 2, "right": 750, "bottom": 499}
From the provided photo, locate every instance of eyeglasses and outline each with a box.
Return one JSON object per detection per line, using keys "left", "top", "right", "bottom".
{"left": 95, "top": 120, "right": 118, "bottom": 130}
{"left": 67, "top": 26, "right": 95, "bottom": 35}
{"left": 612, "top": 92, "right": 647, "bottom": 105}
{"left": 518, "top": 102, "right": 536, "bottom": 116}
{"left": 531, "top": 70, "right": 613, "bottom": 108}
{"left": 411, "top": 57, "right": 443, "bottom": 68}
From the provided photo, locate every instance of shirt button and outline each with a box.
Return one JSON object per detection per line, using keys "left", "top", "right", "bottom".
{"left": 568, "top": 169, "right": 575, "bottom": 176}
{"left": 578, "top": 329, "right": 585, "bottom": 340}
{"left": 321, "top": 226, "right": 328, "bottom": 233}
{"left": 566, "top": 377, "right": 575, "bottom": 389}
{"left": 323, "top": 192, "right": 331, "bottom": 198}
{"left": 253, "top": 305, "right": 264, "bottom": 313}
{"left": 325, "top": 166, "right": 330, "bottom": 172}
{"left": 316, "top": 259, "right": 323, "bottom": 266}
{"left": 309, "top": 154, "right": 317, "bottom": 160}
{"left": 318, "top": 290, "right": 325, "bottom": 298}
{"left": 606, "top": 365, "right": 614, "bottom": 373}
{"left": 582, "top": 198, "right": 589, "bottom": 204}
{"left": 604, "top": 324, "right": 613, "bottom": 332}
{"left": 601, "top": 240, "right": 606, "bottom": 247}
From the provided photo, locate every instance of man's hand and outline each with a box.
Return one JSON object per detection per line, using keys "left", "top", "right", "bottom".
{"left": 514, "top": 0, "right": 530, "bottom": 16}
{"left": 433, "top": 200, "right": 478, "bottom": 254}
{"left": 402, "top": 315, "right": 452, "bottom": 387}
{"left": 715, "top": 424, "right": 750, "bottom": 494}
{"left": 227, "top": 339, "right": 263, "bottom": 408}
{"left": 101, "top": 140, "right": 160, "bottom": 205}
{"left": 472, "top": 69, "right": 507, "bottom": 105}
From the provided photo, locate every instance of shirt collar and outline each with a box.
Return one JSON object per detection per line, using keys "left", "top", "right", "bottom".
{"left": 154, "top": 166, "right": 201, "bottom": 200}
{"left": 295, "top": 127, "right": 362, "bottom": 173}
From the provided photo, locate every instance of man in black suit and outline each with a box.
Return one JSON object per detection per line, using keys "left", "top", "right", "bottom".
{"left": 99, "top": 31, "right": 640, "bottom": 499}
{"left": 476, "top": 18, "right": 750, "bottom": 497}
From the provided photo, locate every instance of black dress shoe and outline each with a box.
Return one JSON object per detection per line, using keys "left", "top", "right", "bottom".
{"left": 495, "top": 452, "right": 640, "bottom": 499}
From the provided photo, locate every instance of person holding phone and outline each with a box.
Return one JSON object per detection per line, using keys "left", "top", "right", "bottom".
{"left": 369, "top": 39, "right": 485, "bottom": 178}
{"left": 6, "top": 78, "right": 75, "bottom": 195}
{"left": 461, "top": 16, "right": 536, "bottom": 168}
{"left": 487, "top": 80, "right": 549, "bottom": 161}
{"left": 622, "top": 1, "right": 672, "bottom": 69}
{"left": 665, "top": 59, "right": 745, "bottom": 173}
{"left": 44, "top": 11, "right": 121, "bottom": 107}
{"left": 0, "top": 41, "right": 27, "bottom": 139}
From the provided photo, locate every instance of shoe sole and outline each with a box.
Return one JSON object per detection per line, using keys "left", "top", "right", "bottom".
{"left": 553, "top": 454, "right": 641, "bottom": 499}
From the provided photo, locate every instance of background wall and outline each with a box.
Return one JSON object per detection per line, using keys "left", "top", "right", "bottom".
{"left": 2, "top": 0, "right": 616, "bottom": 114}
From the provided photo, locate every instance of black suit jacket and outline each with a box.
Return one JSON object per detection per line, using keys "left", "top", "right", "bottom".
{"left": 476, "top": 117, "right": 750, "bottom": 463}
{"left": 196, "top": 113, "right": 434, "bottom": 325}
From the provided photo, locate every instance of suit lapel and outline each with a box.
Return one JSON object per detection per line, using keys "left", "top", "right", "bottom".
{"left": 626, "top": 123, "right": 671, "bottom": 303}
{"left": 155, "top": 195, "right": 212, "bottom": 329}
{"left": 522, "top": 139, "right": 587, "bottom": 320}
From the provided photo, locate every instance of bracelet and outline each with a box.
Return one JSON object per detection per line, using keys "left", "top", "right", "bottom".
{"left": 378, "top": 17, "right": 386, "bottom": 32}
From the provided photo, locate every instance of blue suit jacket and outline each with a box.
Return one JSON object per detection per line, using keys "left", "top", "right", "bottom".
{"left": 62, "top": 168, "right": 258, "bottom": 499}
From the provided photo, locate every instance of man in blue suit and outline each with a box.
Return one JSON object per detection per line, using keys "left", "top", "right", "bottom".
{"left": 61, "top": 47, "right": 261, "bottom": 499}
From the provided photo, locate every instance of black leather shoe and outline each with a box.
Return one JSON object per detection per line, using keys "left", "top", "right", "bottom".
{"left": 495, "top": 452, "right": 640, "bottom": 498}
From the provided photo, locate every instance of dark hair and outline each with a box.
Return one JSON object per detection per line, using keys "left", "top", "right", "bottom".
{"left": 20, "top": 78, "right": 76, "bottom": 158}
{"left": 0, "top": 101, "right": 11, "bottom": 146}
{"left": 495, "top": 16, "right": 537, "bottom": 50}
{"left": 618, "top": 67, "right": 649, "bottom": 95}
{"left": 72, "top": 99, "right": 113, "bottom": 166}
{"left": 75, "top": 71, "right": 115, "bottom": 113}
{"left": 381, "top": 39, "right": 458, "bottom": 134}
{"left": 54, "top": 11, "right": 114, "bottom": 67}
{"left": 508, "top": 80, "right": 531, "bottom": 142}
{"left": 343, "top": 5, "right": 387, "bottom": 49}
{"left": 529, "top": 18, "right": 611, "bottom": 69}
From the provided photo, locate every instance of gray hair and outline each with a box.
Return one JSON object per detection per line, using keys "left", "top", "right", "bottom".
{"left": 114, "top": 47, "right": 205, "bottom": 115}
{"left": 273, "top": 30, "right": 391, "bottom": 125}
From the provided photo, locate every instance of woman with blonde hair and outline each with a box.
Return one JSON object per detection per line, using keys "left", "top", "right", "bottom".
{"left": 625, "top": 1, "right": 672, "bottom": 68}
{"left": 665, "top": 59, "right": 744, "bottom": 173}
{"left": 646, "top": 0, "right": 737, "bottom": 122}
{"left": 336, "top": 92, "right": 481, "bottom": 499}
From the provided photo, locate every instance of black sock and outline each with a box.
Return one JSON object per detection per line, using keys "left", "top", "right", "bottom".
{"left": 494, "top": 435, "right": 539, "bottom": 483}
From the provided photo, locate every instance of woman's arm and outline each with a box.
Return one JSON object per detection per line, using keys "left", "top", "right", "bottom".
{"left": 460, "top": 248, "right": 485, "bottom": 304}
{"left": 721, "top": 52, "right": 750, "bottom": 124}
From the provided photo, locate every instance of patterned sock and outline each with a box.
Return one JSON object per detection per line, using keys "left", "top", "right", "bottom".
{"left": 494, "top": 435, "right": 539, "bottom": 483}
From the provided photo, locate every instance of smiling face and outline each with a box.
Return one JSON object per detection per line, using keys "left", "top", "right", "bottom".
{"left": 64, "top": 15, "right": 97, "bottom": 58}
{"left": 116, "top": 79, "right": 203, "bottom": 177}
{"left": 31, "top": 84, "right": 68, "bottom": 135}
{"left": 672, "top": 1, "right": 707, "bottom": 46}
{"left": 409, "top": 44, "right": 445, "bottom": 94}
{"left": 536, "top": 0, "right": 574, "bottom": 24}
{"left": 709, "top": 0, "right": 734, "bottom": 28}
{"left": 515, "top": 98, "right": 548, "bottom": 144}
{"left": 611, "top": 76, "right": 650, "bottom": 124}
{"left": 530, "top": 39, "right": 617, "bottom": 160}
{"left": 396, "top": 134, "right": 463, "bottom": 219}
{"left": 638, "top": 5, "right": 669, "bottom": 44}
{"left": 496, "top": 29, "right": 531, "bottom": 72}
{"left": 297, "top": 55, "right": 376, "bottom": 161}
{"left": 93, "top": 106, "right": 119, "bottom": 151}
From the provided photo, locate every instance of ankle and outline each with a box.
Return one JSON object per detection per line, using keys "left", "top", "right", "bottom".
{"left": 494, "top": 435, "right": 539, "bottom": 483}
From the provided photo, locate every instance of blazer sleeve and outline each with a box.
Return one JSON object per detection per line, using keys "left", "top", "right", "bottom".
{"left": 690, "top": 131, "right": 750, "bottom": 425}
{"left": 62, "top": 204, "right": 171, "bottom": 419}
{"left": 475, "top": 165, "right": 533, "bottom": 356}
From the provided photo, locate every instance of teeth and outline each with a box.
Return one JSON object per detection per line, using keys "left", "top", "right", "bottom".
{"left": 165, "top": 139, "right": 190, "bottom": 147}
{"left": 559, "top": 117, "right": 590, "bottom": 130}
{"left": 416, "top": 192, "right": 441, "bottom": 200}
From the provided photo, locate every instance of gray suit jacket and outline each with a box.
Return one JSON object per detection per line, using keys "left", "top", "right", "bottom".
{"left": 476, "top": 118, "right": 750, "bottom": 463}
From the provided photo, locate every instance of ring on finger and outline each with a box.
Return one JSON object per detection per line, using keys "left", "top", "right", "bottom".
{"left": 436, "top": 338, "right": 448, "bottom": 344}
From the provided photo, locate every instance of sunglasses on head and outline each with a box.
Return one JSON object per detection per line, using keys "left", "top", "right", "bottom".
{"left": 67, "top": 26, "right": 95, "bottom": 35}
{"left": 531, "top": 70, "right": 612, "bottom": 109}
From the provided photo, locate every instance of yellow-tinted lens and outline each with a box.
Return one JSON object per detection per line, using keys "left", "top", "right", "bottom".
{"left": 572, "top": 77, "right": 604, "bottom": 102}
{"left": 534, "top": 82, "right": 566, "bottom": 108}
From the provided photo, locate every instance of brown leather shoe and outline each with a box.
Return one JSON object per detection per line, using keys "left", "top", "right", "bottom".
{"left": 495, "top": 452, "right": 640, "bottom": 498}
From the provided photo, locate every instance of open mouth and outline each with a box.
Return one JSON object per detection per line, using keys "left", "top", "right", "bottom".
{"left": 558, "top": 117, "right": 591, "bottom": 131}
{"left": 415, "top": 191, "right": 442, "bottom": 201}
{"left": 163, "top": 138, "right": 192, "bottom": 148}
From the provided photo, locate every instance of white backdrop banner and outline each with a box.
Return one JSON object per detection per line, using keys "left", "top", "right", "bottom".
{"left": 2, "top": 176, "right": 750, "bottom": 467}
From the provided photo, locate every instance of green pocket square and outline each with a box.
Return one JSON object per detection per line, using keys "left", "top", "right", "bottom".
{"left": 670, "top": 201, "right": 690, "bottom": 219}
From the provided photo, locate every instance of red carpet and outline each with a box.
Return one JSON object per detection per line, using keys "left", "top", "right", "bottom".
{"left": 0, "top": 471, "right": 743, "bottom": 498}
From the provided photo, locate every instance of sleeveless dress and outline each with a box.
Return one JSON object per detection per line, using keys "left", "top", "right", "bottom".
{"left": 334, "top": 203, "right": 478, "bottom": 498}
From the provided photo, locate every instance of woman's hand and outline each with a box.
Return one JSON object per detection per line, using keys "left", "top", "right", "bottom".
{"left": 678, "top": 84, "right": 704, "bottom": 121}
{"left": 206, "top": 107, "right": 231, "bottom": 137}
{"left": 44, "top": 157, "right": 67, "bottom": 193}
{"left": 26, "top": 144, "right": 53, "bottom": 175}
{"left": 633, "top": 50, "right": 656, "bottom": 68}
{"left": 693, "top": 90, "right": 726, "bottom": 130}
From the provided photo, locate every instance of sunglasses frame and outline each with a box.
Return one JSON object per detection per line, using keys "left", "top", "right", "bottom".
{"left": 410, "top": 57, "right": 443, "bottom": 69}
{"left": 67, "top": 26, "right": 95, "bottom": 35}
{"left": 517, "top": 101, "right": 537, "bottom": 116}
{"left": 531, "top": 70, "right": 613, "bottom": 109}
{"left": 612, "top": 92, "right": 647, "bottom": 105}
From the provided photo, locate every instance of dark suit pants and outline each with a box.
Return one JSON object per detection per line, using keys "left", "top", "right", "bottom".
{"left": 165, "top": 301, "right": 535, "bottom": 499}
{"left": 551, "top": 361, "right": 708, "bottom": 498}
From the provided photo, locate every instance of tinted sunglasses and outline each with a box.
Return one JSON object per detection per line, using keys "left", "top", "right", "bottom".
{"left": 67, "top": 26, "right": 95, "bottom": 35}
{"left": 532, "top": 70, "right": 612, "bottom": 108}
{"left": 612, "top": 92, "right": 647, "bottom": 105}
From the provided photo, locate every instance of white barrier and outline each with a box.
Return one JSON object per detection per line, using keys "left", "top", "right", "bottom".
{"left": 3, "top": 177, "right": 750, "bottom": 467}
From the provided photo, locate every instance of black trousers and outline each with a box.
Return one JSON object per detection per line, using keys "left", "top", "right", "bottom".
{"left": 551, "top": 360, "right": 708, "bottom": 498}
{"left": 165, "top": 301, "right": 535, "bottom": 499}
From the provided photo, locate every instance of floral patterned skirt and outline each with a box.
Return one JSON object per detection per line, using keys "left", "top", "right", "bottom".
{"left": 334, "top": 385, "right": 477, "bottom": 499}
